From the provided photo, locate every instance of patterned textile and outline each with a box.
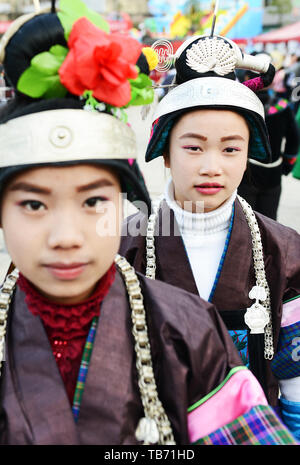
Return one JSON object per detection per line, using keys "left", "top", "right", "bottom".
{"left": 72, "top": 316, "right": 99, "bottom": 422}
{"left": 229, "top": 329, "right": 249, "bottom": 367}
{"left": 243, "top": 77, "right": 264, "bottom": 93}
{"left": 271, "top": 321, "right": 300, "bottom": 380}
{"left": 187, "top": 366, "right": 268, "bottom": 443}
{"left": 195, "top": 405, "right": 297, "bottom": 445}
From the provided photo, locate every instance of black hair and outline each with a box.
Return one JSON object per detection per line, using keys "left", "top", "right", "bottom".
{"left": 0, "top": 10, "right": 152, "bottom": 214}
{"left": 4, "top": 13, "right": 67, "bottom": 91}
{"left": 0, "top": 95, "right": 85, "bottom": 124}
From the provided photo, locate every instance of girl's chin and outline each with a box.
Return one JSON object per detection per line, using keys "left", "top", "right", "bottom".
{"left": 37, "top": 282, "right": 96, "bottom": 305}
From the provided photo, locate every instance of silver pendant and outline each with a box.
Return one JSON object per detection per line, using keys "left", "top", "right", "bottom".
{"left": 244, "top": 286, "right": 270, "bottom": 334}
{"left": 135, "top": 417, "right": 160, "bottom": 444}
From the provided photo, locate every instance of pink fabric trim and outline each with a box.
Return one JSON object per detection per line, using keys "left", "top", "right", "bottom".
{"left": 188, "top": 369, "right": 267, "bottom": 443}
{"left": 281, "top": 298, "right": 300, "bottom": 328}
{"left": 242, "top": 76, "right": 264, "bottom": 92}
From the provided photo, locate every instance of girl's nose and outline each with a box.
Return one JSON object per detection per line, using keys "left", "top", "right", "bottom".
{"left": 198, "top": 153, "right": 222, "bottom": 176}
{"left": 47, "top": 212, "right": 84, "bottom": 249}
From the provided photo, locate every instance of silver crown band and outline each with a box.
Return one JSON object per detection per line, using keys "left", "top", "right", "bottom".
{"left": 0, "top": 109, "right": 137, "bottom": 168}
{"left": 152, "top": 77, "right": 265, "bottom": 123}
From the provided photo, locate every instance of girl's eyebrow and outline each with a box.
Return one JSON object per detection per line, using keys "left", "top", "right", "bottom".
{"left": 8, "top": 178, "right": 114, "bottom": 194}
{"left": 9, "top": 182, "right": 51, "bottom": 195}
{"left": 179, "top": 133, "right": 207, "bottom": 141}
{"left": 77, "top": 178, "right": 114, "bottom": 192}
{"left": 221, "top": 135, "right": 245, "bottom": 142}
{"left": 179, "top": 133, "right": 245, "bottom": 142}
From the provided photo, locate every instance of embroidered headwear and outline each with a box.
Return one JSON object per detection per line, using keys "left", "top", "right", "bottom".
{"left": 146, "top": 33, "right": 275, "bottom": 164}
{"left": 0, "top": 0, "right": 157, "bottom": 211}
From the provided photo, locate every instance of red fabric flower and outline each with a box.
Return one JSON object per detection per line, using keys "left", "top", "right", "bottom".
{"left": 59, "top": 17, "right": 142, "bottom": 107}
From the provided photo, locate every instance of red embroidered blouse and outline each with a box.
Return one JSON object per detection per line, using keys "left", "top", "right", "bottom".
{"left": 17, "top": 264, "right": 116, "bottom": 404}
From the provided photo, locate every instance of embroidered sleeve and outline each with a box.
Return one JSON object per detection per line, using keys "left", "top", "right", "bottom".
{"left": 271, "top": 296, "right": 300, "bottom": 381}
{"left": 187, "top": 366, "right": 297, "bottom": 445}
{"left": 271, "top": 295, "right": 300, "bottom": 439}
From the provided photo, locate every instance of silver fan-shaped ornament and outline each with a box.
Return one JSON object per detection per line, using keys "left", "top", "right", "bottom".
{"left": 186, "top": 36, "right": 237, "bottom": 76}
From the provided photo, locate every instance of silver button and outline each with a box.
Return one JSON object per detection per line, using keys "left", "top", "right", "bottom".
{"left": 49, "top": 126, "right": 73, "bottom": 148}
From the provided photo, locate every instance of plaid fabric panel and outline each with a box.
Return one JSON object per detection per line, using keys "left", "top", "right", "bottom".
{"left": 72, "top": 316, "right": 99, "bottom": 422}
{"left": 271, "top": 321, "right": 300, "bottom": 379}
{"left": 195, "top": 405, "right": 298, "bottom": 445}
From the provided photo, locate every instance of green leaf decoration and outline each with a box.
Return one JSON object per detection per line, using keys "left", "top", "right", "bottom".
{"left": 58, "top": 0, "right": 109, "bottom": 40}
{"left": 31, "top": 46, "right": 67, "bottom": 76}
{"left": 17, "top": 45, "right": 68, "bottom": 99}
{"left": 43, "top": 76, "right": 69, "bottom": 99}
{"left": 128, "top": 73, "right": 154, "bottom": 107}
{"left": 18, "top": 67, "right": 49, "bottom": 98}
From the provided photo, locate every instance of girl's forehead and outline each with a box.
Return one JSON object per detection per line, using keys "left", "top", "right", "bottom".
{"left": 173, "top": 109, "right": 249, "bottom": 135}
{"left": 179, "top": 109, "right": 246, "bottom": 123}
{"left": 1, "top": 164, "right": 122, "bottom": 202}
{"left": 8, "top": 164, "right": 120, "bottom": 187}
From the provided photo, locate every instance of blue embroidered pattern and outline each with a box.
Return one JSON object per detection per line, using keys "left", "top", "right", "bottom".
{"left": 229, "top": 329, "right": 249, "bottom": 368}
{"left": 72, "top": 317, "right": 98, "bottom": 422}
{"left": 244, "top": 114, "right": 266, "bottom": 161}
{"left": 149, "top": 119, "right": 174, "bottom": 161}
{"left": 271, "top": 321, "right": 300, "bottom": 380}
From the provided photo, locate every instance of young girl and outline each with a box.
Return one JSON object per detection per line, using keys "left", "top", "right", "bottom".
{"left": 120, "top": 34, "right": 300, "bottom": 440}
{"left": 0, "top": 0, "right": 296, "bottom": 446}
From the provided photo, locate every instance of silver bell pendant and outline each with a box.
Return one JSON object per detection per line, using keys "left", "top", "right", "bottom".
{"left": 135, "top": 417, "right": 160, "bottom": 444}
{"left": 244, "top": 286, "right": 270, "bottom": 334}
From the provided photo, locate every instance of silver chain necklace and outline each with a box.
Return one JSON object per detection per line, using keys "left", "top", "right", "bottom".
{"left": 0, "top": 267, "right": 19, "bottom": 378}
{"left": 145, "top": 196, "right": 274, "bottom": 360}
{"left": 0, "top": 257, "right": 175, "bottom": 445}
{"left": 115, "top": 254, "right": 175, "bottom": 444}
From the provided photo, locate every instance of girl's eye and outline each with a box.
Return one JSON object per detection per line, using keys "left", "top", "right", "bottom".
{"left": 224, "top": 147, "right": 240, "bottom": 153}
{"left": 84, "top": 196, "right": 108, "bottom": 208}
{"left": 182, "top": 146, "right": 202, "bottom": 152}
{"left": 20, "top": 200, "right": 46, "bottom": 211}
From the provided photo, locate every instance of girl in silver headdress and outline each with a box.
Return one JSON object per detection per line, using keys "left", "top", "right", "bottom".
{"left": 120, "top": 32, "right": 300, "bottom": 441}
{"left": 1, "top": 0, "right": 296, "bottom": 446}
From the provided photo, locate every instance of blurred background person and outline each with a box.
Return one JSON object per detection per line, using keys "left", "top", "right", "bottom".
{"left": 238, "top": 60, "right": 299, "bottom": 220}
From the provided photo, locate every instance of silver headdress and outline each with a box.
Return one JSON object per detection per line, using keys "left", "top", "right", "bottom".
{"left": 176, "top": 34, "right": 270, "bottom": 78}
{"left": 146, "top": 2, "right": 275, "bottom": 164}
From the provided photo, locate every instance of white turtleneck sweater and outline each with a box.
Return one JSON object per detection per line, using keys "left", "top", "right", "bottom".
{"left": 165, "top": 179, "right": 237, "bottom": 301}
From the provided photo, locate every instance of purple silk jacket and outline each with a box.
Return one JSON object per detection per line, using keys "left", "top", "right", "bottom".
{"left": 119, "top": 198, "right": 300, "bottom": 407}
{"left": 0, "top": 269, "right": 243, "bottom": 445}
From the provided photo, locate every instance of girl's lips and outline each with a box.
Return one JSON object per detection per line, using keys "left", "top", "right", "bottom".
{"left": 44, "top": 263, "right": 88, "bottom": 280}
{"left": 195, "top": 184, "right": 224, "bottom": 195}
